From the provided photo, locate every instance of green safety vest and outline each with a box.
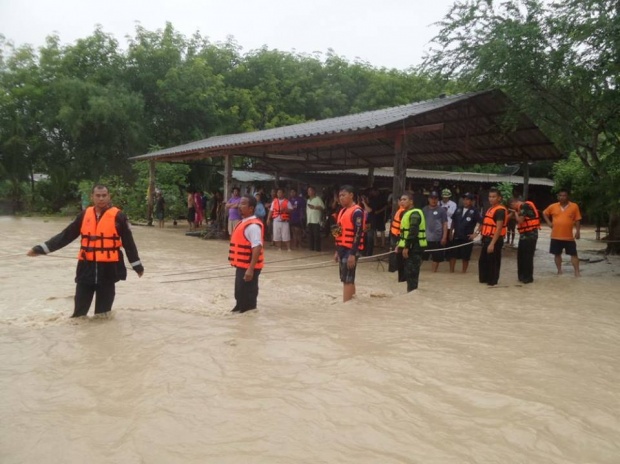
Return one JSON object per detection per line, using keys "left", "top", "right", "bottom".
{"left": 398, "top": 208, "right": 427, "bottom": 248}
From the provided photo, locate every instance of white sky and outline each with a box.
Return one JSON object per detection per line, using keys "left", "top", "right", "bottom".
{"left": 0, "top": 0, "right": 456, "bottom": 70}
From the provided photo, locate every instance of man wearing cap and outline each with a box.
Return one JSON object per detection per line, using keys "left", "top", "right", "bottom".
{"left": 422, "top": 191, "right": 448, "bottom": 272}
{"left": 448, "top": 193, "right": 481, "bottom": 273}
{"left": 439, "top": 188, "right": 458, "bottom": 229}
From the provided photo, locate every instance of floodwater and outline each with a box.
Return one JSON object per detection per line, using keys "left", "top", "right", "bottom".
{"left": 1, "top": 216, "right": 619, "bottom": 463}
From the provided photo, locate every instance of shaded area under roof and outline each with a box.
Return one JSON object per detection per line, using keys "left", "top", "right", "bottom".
{"left": 131, "top": 89, "right": 563, "bottom": 173}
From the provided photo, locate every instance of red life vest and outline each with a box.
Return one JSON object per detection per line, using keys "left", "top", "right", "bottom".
{"left": 335, "top": 205, "right": 365, "bottom": 250}
{"left": 271, "top": 198, "right": 290, "bottom": 221}
{"left": 481, "top": 205, "right": 508, "bottom": 238}
{"left": 390, "top": 207, "right": 405, "bottom": 236}
{"left": 517, "top": 201, "right": 541, "bottom": 234}
{"left": 79, "top": 206, "right": 122, "bottom": 262}
{"left": 228, "top": 218, "right": 264, "bottom": 269}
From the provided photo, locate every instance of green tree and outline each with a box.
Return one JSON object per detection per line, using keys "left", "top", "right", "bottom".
{"left": 424, "top": 0, "right": 620, "bottom": 253}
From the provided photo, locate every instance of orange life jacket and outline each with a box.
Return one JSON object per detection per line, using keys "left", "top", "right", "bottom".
{"left": 228, "top": 218, "right": 264, "bottom": 269}
{"left": 335, "top": 205, "right": 365, "bottom": 250}
{"left": 480, "top": 205, "right": 508, "bottom": 238}
{"left": 79, "top": 206, "right": 122, "bottom": 262}
{"left": 390, "top": 207, "right": 405, "bottom": 236}
{"left": 517, "top": 201, "right": 541, "bottom": 234}
{"left": 271, "top": 198, "right": 290, "bottom": 221}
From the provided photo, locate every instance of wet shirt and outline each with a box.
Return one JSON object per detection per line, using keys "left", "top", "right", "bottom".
{"left": 451, "top": 207, "right": 481, "bottom": 240}
{"left": 423, "top": 205, "right": 448, "bottom": 242}
{"left": 543, "top": 202, "right": 582, "bottom": 241}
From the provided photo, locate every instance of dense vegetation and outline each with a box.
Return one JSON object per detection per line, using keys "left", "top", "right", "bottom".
{"left": 1, "top": 0, "right": 618, "bottom": 250}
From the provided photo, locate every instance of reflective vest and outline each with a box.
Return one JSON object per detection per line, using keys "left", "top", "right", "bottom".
{"left": 481, "top": 205, "right": 508, "bottom": 238}
{"left": 398, "top": 208, "right": 428, "bottom": 248}
{"left": 390, "top": 207, "right": 406, "bottom": 236}
{"left": 517, "top": 201, "right": 541, "bottom": 234}
{"left": 228, "top": 218, "right": 264, "bottom": 269}
{"left": 335, "top": 205, "right": 365, "bottom": 250}
{"left": 79, "top": 206, "right": 122, "bottom": 262}
{"left": 271, "top": 198, "right": 290, "bottom": 221}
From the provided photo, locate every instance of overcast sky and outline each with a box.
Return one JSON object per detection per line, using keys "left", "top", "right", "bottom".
{"left": 0, "top": 0, "right": 457, "bottom": 70}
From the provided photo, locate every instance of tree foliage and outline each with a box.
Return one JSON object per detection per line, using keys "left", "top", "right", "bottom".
{"left": 424, "top": 0, "right": 620, "bottom": 251}
{"left": 0, "top": 23, "right": 447, "bottom": 215}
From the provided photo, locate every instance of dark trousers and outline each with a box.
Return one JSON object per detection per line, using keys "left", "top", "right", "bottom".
{"left": 478, "top": 237, "right": 504, "bottom": 285}
{"left": 364, "top": 228, "right": 375, "bottom": 256}
{"left": 73, "top": 281, "right": 116, "bottom": 317}
{"left": 234, "top": 267, "right": 261, "bottom": 312}
{"left": 517, "top": 237, "right": 537, "bottom": 283}
{"left": 388, "top": 235, "right": 400, "bottom": 273}
{"left": 308, "top": 223, "right": 322, "bottom": 251}
{"left": 404, "top": 252, "right": 423, "bottom": 292}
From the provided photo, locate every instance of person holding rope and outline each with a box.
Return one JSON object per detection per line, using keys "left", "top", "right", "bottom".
{"left": 229, "top": 195, "right": 264, "bottom": 313}
{"left": 333, "top": 185, "right": 365, "bottom": 302}
{"left": 26, "top": 184, "right": 144, "bottom": 318}
{"left": 397, "top": 192, "right": 427, "bottom": 292}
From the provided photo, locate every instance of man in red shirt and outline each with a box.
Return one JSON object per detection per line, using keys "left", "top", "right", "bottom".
{"left": 543, "top": 189, "right": 582, "bottom": 277}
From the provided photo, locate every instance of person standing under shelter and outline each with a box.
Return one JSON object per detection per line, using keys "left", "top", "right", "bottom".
{"left": 422, "top": 191, "right": 448, "bottom": 272}
{"left": 155, "top": 189, "right": 165, "bottom": 229}
{"left": 398, "top": 192, "right": 427, "bottom": 292}
{"left": 306, "top": 186, "right": 325, "bottom": 252}
{"left": 542, "top": 189, "right": 582, "bottom": 277}
{"left": 439, "top": 188, "right": 458, "bottom": 229}
{"left": 267, "top": 188, "right": 292, "bottom": 251}
{"left": 225, "top": 187, "right": 242, "bottom": 237}
{"left": 509, "top": 197, "right": 541, "bottom": 283}
{"left": 478, "top": 188, "right": 507, "bottom": 286}
{"left": 289, "top": 188, "right": 306, "bottom": 250}
{"left": 449, "top": 193, "right": 481, "bottom": 273}
{"left": 229, "top": 195, "right": 264, "bottom": 313}
{"left": 27, "top": 184, "right": 144, "bottom": 318}
{"left": 333, "top": 185, "right": 365, "bottom": 302}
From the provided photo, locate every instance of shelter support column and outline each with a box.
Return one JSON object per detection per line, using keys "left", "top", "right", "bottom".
{"left": 522, "top": 160, "right": 530, "bottom": 199}
{"left": 224, "top": 154, "right": 233, "bottom": 200}
{"left": 367, "top": 167, "right": 375, "bottom": 188}
{"left": 391, "top": 134, "right": 407, "bottom": 212}
{"left": 147, "top": 160, "right": 155, "bottom": 226}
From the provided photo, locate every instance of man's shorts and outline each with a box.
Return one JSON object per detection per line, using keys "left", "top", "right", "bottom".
{"left": 422, "top": 241, "right": 445, "bottom": 262}
{"left": 338, "top": 247, "right": 358, "bottom": 284}
{"left": 273, "top": 220, "right": 291, "bottom": 242}
{"left": 447, "top": 238, "right": 474, "bottom": 261}
{"left": 549, "top": 239, "right": 577, "bottom": 256}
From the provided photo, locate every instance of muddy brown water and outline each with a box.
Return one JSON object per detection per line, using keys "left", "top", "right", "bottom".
{"left": 1, "top": 216, "right": 619, "bottom": 463}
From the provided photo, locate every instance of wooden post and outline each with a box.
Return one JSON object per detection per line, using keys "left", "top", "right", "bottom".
{"left": 147, "top": 160, "right": 155, "bottom": 226}
{"left": 522, "top": 160, "right": 530, "bottom": 200}
{"left": 391, "top": 135, "right": 406, "bottom": 213}
{"left": 224, "top": 154, "right": 233, "bottom": 201}
{"left": 367, "top": 167, "right": 375, "bottom": 188}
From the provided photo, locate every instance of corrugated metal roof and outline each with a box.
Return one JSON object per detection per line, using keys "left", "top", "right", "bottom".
{"left": 131, "top": 89, "right": 563, "bottom": 172}
{"left": 311, "top": 167, "right": 554, "bottom": 186}
{"left": 132, "top": 92, "right": 482, "bottom": 161}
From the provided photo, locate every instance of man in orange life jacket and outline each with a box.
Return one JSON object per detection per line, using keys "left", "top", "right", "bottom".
{"left": 509, "top": 197, "right": 541, "bottom": 284}
{"left": 229, "top": 195, "right": 264, "bottom": 313}
{"left": 388, "top": 197, "right": 407, "bottom": 276}
{"left": 478, "top": 187, "right": 507, "bottom": 286}
{"left": 27, "top": 184, "right": 144, "bottom": 318}
{"left": 267, "top": 187, "right": 292, "bottom": 251}
{"left": 333, "top": 185, "right": 365, "bottom": 302}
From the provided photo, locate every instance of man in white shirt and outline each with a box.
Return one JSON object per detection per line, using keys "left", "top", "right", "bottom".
{"left": 229, "top": 195, "right": 264, "bottom": 313}
{"left": 306, "top": 186, "right": 325, "bottom": 251}
{"left": 439, "top": 188, "right": 458, "bottom": 229}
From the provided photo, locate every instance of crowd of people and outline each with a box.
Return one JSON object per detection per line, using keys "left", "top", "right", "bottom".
{"left": 26, "top": 183, "right": 582, "bottom": 318}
